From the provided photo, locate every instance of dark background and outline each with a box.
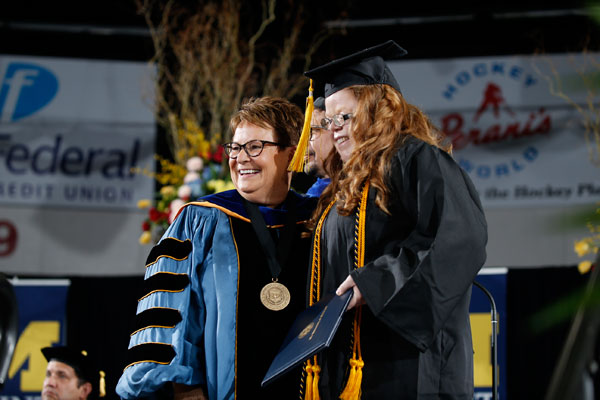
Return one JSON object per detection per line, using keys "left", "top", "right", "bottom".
{"left": 2, "top": 0, "right": 599, "bottom": 61}
{"left": 2, "top": 0, "right": 599, "bottom": 398}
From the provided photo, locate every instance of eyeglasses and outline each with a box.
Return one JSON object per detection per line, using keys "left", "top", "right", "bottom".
{"left": 309, "top": 126, "right": 324, "bottom": 141}
{"left": 223, "top": 140, "right": 283, "bottom": 159}
{"left": 320, "top": 113, "right": 353, "bottom": 129}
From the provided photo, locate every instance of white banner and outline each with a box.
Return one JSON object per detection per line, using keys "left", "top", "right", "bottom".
{"left": 0, "top": 121, "right": 154, "bottom": 209}
{"left": 0, "top": 55, "right": 155, "bottom": 210}
{"left": 389, "top": 53, "right": 600, "bottom": 208}
{"left": 0, "top": 55, "right": 154, "bottom": 123}
{"left": 0, "top": 207, "right": 148, "bottom": 276}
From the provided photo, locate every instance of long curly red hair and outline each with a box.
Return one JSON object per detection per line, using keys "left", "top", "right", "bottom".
{"left": 310, "top": 84, "right": 450, "bottom": 226}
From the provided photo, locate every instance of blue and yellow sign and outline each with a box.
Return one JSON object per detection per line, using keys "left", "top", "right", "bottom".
{"left": 470, "top": 269, "right": 507, "bottom": 400}
{"left": 1, "top": 280, "right": 69, "bottom": 399}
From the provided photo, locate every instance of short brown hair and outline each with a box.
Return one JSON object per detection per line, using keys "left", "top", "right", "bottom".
{"left": 229, "top": 96, "right": 303, "bottom": 147}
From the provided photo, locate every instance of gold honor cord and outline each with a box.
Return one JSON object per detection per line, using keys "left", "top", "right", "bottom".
{"left": 309, "top": 200, "right": 337, "bottom": 306}
{"left": 303, "top": 181, "right": 370, "bottom": 400}
{"left": 339, "top": 182, "right": 369, "bottom": 400}
{"left": 303, "top": 199, "right": 336, "bottom": 400}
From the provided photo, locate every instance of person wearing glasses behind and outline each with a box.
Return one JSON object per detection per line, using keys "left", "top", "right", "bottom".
{"left": 305, "top": 97, "right": 335, "bottom": 197}
{"left": 292, "top": 41, "right": 488, "bottom": 399}
{"left": 116, "top": 97, "right": 317, "bottom": 400}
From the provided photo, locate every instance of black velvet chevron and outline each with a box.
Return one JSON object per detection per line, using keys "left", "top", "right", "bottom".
{"left": 145, "top": 238, "right": 193, "bottom": 267}
{"left": 124, "top": 342, "right": 176, "bottom": 369}
{"left": 139, "top": 272, "right": 190, "bottom": 300}
{"left": 130, "top": 307, "right": 183, "bottom": 335}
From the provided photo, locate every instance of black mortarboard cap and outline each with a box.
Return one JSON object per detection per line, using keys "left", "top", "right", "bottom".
{"left": 42, "top": 346, "right": 95, "bottom": 384}
{"left": 305, "top": 40, "right": 407, "bottom": 97}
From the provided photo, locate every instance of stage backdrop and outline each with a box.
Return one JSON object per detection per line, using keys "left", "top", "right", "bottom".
{"left": 0, "top": 55, "right": 155, "bottom": 276}
{"left": 390, "top": 53, "right": 600, "bottom": 267}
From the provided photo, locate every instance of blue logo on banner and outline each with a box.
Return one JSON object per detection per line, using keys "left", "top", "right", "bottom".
{"left": 0, "top": 62, "right": 59, "bottom": 122}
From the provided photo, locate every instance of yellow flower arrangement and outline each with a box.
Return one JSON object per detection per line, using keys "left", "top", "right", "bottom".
{"left": 137, "top": 199, "right": 151, "bottom": 209}
{"left": 206, "top": 179, "right": 235, "bottom": 194}
{"left": 136, "top": 118, "right": 233, "bottom": 244}
{"left": 160, "top": 185, "right": 177, "bottom": 197}
{"left": 573, "top": 205, "right": 600, "bottom": 273}
{"left": 139, "top": 231, "right": 152, "bottom": 245}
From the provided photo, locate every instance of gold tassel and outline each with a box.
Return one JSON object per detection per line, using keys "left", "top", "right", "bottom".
{"left": 304, "top": 355, "right": 322, "bottom": 400}
{"left": 339, "top": 357, "right": 364, "bottom": 399}
{"left": 339, "top": 183, "right": 369, "bottom": 400}
{"left": 304, "top": 360, "right": 314, "bottom": 400}
{"left": 339, "top": 359, "right": 356, "bottom": 400}
{"left": 288, "top": 79, "right": 314, "bottom": 172}
{"left": 99, "top": 370, "right": 106, "bottom": 397}
{"left": 312, "top": 362, "right": 321, "bottom": 400}
{"left": 339, "top": 309, "right": 365, "bottom": 400}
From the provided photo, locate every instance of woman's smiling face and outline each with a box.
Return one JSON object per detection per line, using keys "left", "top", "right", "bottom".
{"left": 228, "top": 121, "right": 294, "bottom": 207}
{"left": 325, "top": 88, "right": 358, "bottom": 163}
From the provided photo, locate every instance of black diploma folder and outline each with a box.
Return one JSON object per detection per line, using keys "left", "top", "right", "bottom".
{"left": 261, "top": 290, "right": 353, "bottom": 387}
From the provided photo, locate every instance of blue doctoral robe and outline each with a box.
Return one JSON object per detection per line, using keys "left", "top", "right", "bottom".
{"left": 306, "top": 177, "right": 331, "bottom": 197}
{"left": 116, "top": 189, "right": 316, "bottom": 399}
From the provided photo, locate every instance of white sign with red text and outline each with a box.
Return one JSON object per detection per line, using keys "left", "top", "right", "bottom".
{"left": 390, "top": 53, "right": 600, "bottom": 208}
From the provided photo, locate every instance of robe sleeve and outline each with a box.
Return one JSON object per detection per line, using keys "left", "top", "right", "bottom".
{"left": 116, "top": 205, "right": 217, "bottom": 398}
{"left": 351, "top": 140, "right": 488, "bottom": 352}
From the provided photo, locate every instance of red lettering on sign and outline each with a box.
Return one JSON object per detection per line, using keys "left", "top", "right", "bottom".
{"left": 441, "top": 108, "right": 551, "bottom": 150}
{"left": 0, "top": 220, "right": 18, "bottom": 256}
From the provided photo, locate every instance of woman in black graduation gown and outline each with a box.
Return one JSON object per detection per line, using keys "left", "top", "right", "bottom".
{"left": 296, "top": 41, "right": 488, "bottom": 399}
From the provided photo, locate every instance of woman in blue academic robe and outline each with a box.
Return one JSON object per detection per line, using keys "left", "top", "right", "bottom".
{"left": 116, "top": 97, "right": 316, "bottom": 400}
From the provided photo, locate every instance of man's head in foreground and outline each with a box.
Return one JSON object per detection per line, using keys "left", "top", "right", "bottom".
{"left": 41, "top": 346, "right": 95, "bottom": 400}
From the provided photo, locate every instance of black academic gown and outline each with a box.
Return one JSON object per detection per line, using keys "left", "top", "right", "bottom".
{"left": 316, "top": 137, "right": 488, "bottom": 399}
{"left": 235, "top": 205, "right": 313, "bottom": 399}
{"left": 227, "top": 191, "right": 317, "bottom": 399}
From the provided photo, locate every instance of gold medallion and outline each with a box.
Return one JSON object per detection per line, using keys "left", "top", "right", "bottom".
{"left": 260, "top": 281, "right": 291, "bottom": 311}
